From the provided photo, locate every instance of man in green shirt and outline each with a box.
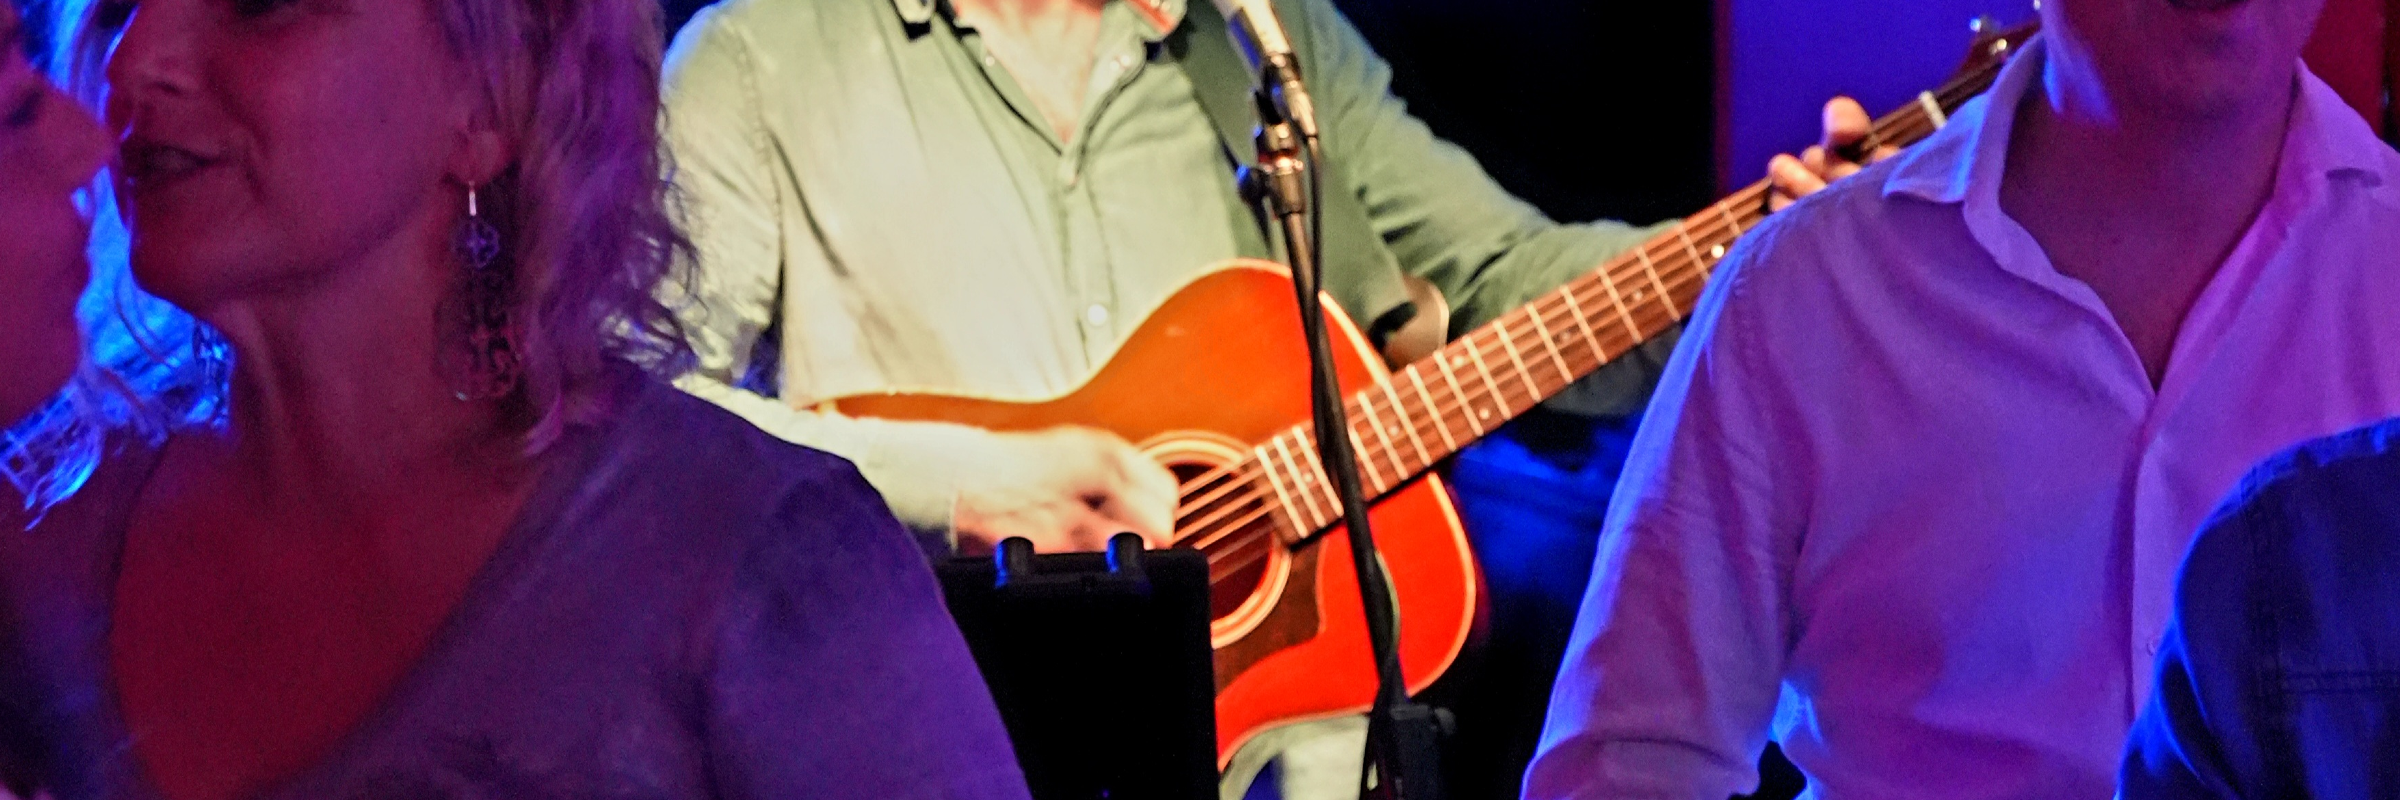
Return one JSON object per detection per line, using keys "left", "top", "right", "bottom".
{"left": 659, "top": 0, "right": 1865, "bottom": 794}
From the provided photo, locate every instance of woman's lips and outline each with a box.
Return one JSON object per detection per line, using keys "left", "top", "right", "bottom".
{"left": 118, "top": 138, "right": 220, "bottom": 190}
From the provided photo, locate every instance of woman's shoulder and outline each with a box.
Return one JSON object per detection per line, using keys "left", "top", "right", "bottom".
{"left": 568, "top": 378, "right": 908, "bottom": 560}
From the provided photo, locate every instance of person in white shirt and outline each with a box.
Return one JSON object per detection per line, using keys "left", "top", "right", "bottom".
{"left": 1525, "top": 0, "right": 2400, "bottom": 797}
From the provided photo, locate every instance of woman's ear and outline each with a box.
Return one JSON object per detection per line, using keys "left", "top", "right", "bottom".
{"left": 448, "top": 125, "right": 512, "bottom": 190}
{"left": 445, "top": 78, "right": 514, "bottom": 187}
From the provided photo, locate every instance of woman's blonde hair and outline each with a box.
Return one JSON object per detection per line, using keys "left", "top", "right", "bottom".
{"left": 6, "top": 0, "right": 696, "bottom": 512}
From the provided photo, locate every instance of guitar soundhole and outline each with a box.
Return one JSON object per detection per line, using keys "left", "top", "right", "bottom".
{"left": 1146, "top": 432, "right": 1295, "bottom": 647}
{"left": 1164, "top": 461, "right": 1270, "bottom": 621}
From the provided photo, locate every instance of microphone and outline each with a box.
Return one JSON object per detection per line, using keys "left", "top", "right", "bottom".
{"left": 1216, "top": 0, "right": 1319, "bottom": 140}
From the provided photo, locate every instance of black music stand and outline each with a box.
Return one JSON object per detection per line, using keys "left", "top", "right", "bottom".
{"left": 937, "top": 535, "right": 1219, "bottom": 800}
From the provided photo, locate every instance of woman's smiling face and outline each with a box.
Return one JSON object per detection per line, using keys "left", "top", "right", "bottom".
{"left": 103, "top": 0, "right": 479, "bottom": 312}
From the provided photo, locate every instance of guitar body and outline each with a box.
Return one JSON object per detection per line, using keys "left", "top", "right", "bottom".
{"left": 835, "top": 260, "right": 1477, "bottom": 764}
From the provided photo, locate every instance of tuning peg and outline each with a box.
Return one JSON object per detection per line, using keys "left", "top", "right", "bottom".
{"left": 1970, "top": 15, "right": 1999, "bottom": 33}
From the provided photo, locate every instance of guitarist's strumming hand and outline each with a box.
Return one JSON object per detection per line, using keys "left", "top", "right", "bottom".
{"left": 951, "top": 426, "right": 1182, "bottom": 554}
{"left": 1767, "top": 97, "right": 1898, "bottom": 211}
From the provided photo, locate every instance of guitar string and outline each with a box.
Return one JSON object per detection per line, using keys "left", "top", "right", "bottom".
{"left": 1194, "top": 216, "right": 1748, "bottom": 573}
{"left": 1197, "top": 261, "right": 1713, "bottom": 578}
{"left": 1178, "top": 182, "right": 1779, "bottom": 537}
{"left": 1183, "top": 185, "right": 1784, "bottom": 563}
{"left": 1165, "top": 95, "right": 1964, "bottom": 540}
{"left": 1193, "top": 92, "right": 1984, "bottom": 579}
{"left": 1193, "top": 129, "right": 1968, "bottom": 579}
{"left": 1181, "top": 71, "right": 1991, "bottom": 576}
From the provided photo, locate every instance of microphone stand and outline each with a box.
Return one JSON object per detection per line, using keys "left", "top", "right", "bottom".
{"left": 1240, "top": 52, "right": 1448, "bottom": 800}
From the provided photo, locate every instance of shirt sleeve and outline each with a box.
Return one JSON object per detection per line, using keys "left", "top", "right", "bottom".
{"left": 1284, "top": 0, "right": 1679, "bottom": 417}
{"left": 661, "top": 10, "right": 1013, "bottom": 546}
{"left": 2119, "top": 487, "right": 2285, "bottom": 799}
{"left": 1521, "top": 226, "right": 1804, "bottom": 799}
{"left": 700, "top": 463, "right": 1034, "bottom": 800}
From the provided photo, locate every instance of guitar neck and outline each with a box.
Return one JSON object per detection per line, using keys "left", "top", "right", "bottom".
{"left": 1241, "top": 53, "right": 2014, "bottom": 538}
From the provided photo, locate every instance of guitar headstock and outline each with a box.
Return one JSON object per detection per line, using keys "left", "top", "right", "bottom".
{"left": 1826, "top": 12, "right": 2041, "bottom": 167}
{"left": 1957, "top": 15, "right": 2042, "bottom": 79}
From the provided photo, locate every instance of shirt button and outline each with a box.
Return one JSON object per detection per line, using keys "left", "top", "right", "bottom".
{"left": 1083, "top": 305, "right": 1111, "bottom": 327}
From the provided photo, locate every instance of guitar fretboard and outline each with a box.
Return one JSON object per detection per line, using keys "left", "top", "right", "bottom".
{"left": 1229, "top": 39, "right": 2021, "bottom": 542}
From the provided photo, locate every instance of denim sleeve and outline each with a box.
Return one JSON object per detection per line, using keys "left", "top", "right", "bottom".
{"left": 2120, "top": 489, "right": 2281, "bottom": 798}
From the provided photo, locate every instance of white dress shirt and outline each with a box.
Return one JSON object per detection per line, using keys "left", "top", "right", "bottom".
{"left": 1526, "top": 38, "right": 2400, "bottom": 800}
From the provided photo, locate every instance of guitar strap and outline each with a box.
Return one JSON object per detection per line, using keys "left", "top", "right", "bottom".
{"left": 1165, "top": 0, "right": 1419, "bottom": 346}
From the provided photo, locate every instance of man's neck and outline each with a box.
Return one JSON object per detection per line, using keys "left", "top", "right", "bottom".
{"left": 954, "top": 0, "right": 1103, "bottom": 27}
{"left": 950, "top": 0, "right": 1112, "bottom": 142}
{"left": 1997, "top": 50, "right": 2301, "bottom": 385}
{"left": 2009, "top": 53, "right": 2297, "bottom": 236}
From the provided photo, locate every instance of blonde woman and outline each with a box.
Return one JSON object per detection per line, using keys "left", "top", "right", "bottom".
{"left": 0, "top": 0, "right": 1030, "bottom": 798}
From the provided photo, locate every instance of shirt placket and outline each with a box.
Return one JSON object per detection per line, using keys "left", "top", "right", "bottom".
{"left": 1059, "top": 15, "right": 1155, "bottom": 363}
{"left": 1962, "top": 177, "right": 2167, "bottom": 724}
{"left": 2125, "top": 445, "right": 2180, "bottom": 715}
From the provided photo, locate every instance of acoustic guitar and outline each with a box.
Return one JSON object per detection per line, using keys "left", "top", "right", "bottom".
{"left": 839, "top": 19, "right": 2041, "bottom": 763}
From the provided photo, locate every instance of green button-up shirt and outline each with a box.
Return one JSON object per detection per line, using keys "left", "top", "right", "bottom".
{"left": 663, "top": 0, "right": 1674, "bottom": 536}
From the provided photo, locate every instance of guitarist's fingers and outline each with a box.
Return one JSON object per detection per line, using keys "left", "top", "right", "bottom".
{"left": 955, "top": 499, "right": 1079, "bottom": 554}
{"left": 1766, "top": 153, "right": 1826, "bottom": 212}
{"left": 1819, "top": 96, "right": 1872, "bottom": 152}
{"left": 1094, "top": 457, "right": 1178, "bottom": 550}
{"left": 1122, "top": 451, "right": 1182, "bottom": 541}
{"left": 1064, "top": 509, "right": 1141, "bottom": 553}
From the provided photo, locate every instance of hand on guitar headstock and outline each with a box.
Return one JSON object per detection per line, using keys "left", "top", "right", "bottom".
{"left": 951, "top": 426, "right": 1181, "bottom": 555}
{"left": 1766, "top": 96, "right": 1898, "bottom": 212}
{"left": 1765, "top": 15, "right": 2040, "bottom": 213}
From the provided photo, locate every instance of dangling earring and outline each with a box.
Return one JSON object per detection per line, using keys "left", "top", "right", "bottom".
{"left": 441, "top": 182, "right": 522, "bottom": 401}
{"left": 191, "top": 324, "right": 233, "bottom": 421}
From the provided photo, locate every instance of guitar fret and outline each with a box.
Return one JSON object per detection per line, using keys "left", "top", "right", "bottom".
{"left": 1491, "top": 317, "right": 1542, "bottom": 400}
{"left": 1916, "top": 90, "right": 1950, "bottom": 129}
{"left": 1434, "top": 350, "right": 1486, "bottom": 438}
{"left": 1592, "top": 269, "right": 1645, "bottom": 341}
{"left": 1269, "top": 434, "right": 1325, "bottom": 532}
{"left": 1710, "top": 204, "right": 1743, "bottom": 274}
{"left": 1406, "top": 368, "right": 1459, "bottom": 452}
{"left": 1382, "top": 381, "right": 1432, "bottom": 468}
{"left": 1673, "top": 225, "right": 1709, "bottom": 278}
{"left": 1349, "top": 425, "right": 1382, "bottom": 494}
{"left": 1525, "top": 297, "right": 1576, "bottom": 383}
{"left": 1460, "top": 337, "right": 1509, "bottom": 427}
{"left": 1252, "top": 443, "right": 1305, "bottom": 537}
{"left": 1353, "top": 386, "right": 1407, "bottom": 489}
{"left": 1347, "top": 422, "right": 1385, "bottom": 494}
{"left": 1291, "top": 431, "right": 1338, "bottom": 525}
{"left": 1633, "top": 248, "right": 1685, "bottom": 323}
{"left": 1558, "top": 287, "right": 1609, "bottom": 363}
{"left": 1288, "top": 432, "right": 1332, "bottom": 532}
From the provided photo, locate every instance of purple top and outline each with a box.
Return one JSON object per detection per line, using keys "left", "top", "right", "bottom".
{"left": 0, "top": 379, "right": 1032, "bottom": 800}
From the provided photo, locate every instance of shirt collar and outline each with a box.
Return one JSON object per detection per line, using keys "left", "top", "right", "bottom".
{"left": 899, "top": 0, "right": 1189, "bottom": 39}
{"left": 1882, "top": 35, "right": 2390, "bottom": 206}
